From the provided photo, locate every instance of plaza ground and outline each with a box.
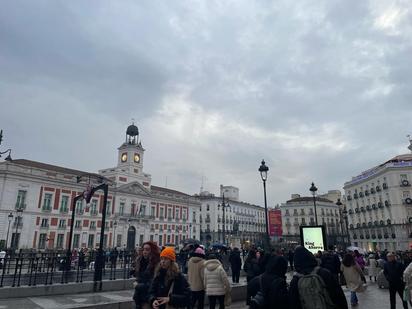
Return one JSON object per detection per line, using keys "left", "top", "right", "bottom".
{"left": 0, "top": 276, "right": 408, "bottom": 309}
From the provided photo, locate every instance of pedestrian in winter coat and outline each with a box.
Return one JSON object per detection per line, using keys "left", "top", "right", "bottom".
{"left": 341, "top": 253, "right": 365, "bottom": 307}
{"left": 187, "top": 248, "right": 206, "bottom": 309}
{"left": 367, "top": 254, "right": 379, "bottom": 282}
{"left": 354, "top": 250, "right": 366, "bottom": 270}
{"left": 244, "top": 250, "right": 261, "bottom": 306}
{"left": 384, "top": 252, "right": 408, "bottom": 309}
{"left": 229, "top": 248, "right": 242, "bottom": 284}
{"left": 403, "top": 258, "right": 412, "bottom": 304}
{"left": 247, "top": 255, "right": 288, "bottom": 309}
{"left": 149, "top": 247, "right": 191, "bottom": 309}
{"left": 132, "top": 241, "right": 160, "bottom": 309}
{"left": 320, "top": 245, "right": 341, "bottom": 283}
{"left": 244, "top": 250, "right": 261, "bottom": 282}
{"left": 288, "top": 246, "right": 348, "bottom": 309}
{"left": 204, "top": 254, "right": 231, "bottom": 309}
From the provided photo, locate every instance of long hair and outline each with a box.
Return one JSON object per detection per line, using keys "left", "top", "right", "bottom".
{"left": 134, "top": 241, "right": 160, "bottom": 274}
{"left": 342, "top": 253, "right": 355, "bottom": 267}
{"left": 154, "top": 261, "right": 180, "bottom": 284}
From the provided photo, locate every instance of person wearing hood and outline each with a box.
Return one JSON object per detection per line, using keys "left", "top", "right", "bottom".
{"left": 188, "top": 248, "right": 206, "bottom": 309}
{"left": 247, "top": 255, "right": 289, "bottom": 309}
{"left": 288, "top": 246, "right": 348, "bottom": 309}
{"left": 149, "top": 247, "right": 191, "bottom": 309}
{"left": 229, "top": 247, "right": 242, "bottom": 284}
{"left": 320, "top": 245, "right": 341, "bottom": 283}
{"left": 204, "top": 254, "right": 231, "bottom": 309}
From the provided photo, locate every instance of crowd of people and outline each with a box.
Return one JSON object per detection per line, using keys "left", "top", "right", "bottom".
{"left": 130, "top": 242, "right": 412, "bottom": 309}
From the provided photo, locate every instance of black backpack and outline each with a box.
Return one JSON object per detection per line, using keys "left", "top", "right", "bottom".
{"left": 250, "top": 275, "right": 284, "bottom": 309}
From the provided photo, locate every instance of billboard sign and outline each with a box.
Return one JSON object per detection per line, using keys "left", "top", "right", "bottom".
{"left": 268, "top": 209, "right": 282, "bottom": 237}
{"left": 300, "top": 225, "right": 326, "bottom": 254}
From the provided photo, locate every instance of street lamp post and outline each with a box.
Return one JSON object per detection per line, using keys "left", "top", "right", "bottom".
{"left": 113, "top": 220, "right": 118, "bottom": 248}
{"left": 258, "top": 160, "right": 270, "bottom": 251}
{"left": 309, "top": 182, "right": 318, "bottom": 225}
{"left": 5, "top": 212, "right": 13, "bottom": 251}
{"left": 220, "top": 194, "right": 230, "bottom": 246}
{"left": 13, "top": 208, "right": 23, "bottom": 251}
{"left": 0, "top": 130, "right": 13, "bottom": 162}
{"left": 342, "top": 207, "right": 350, "bottom": 246}
{"left": 336, "top": 199, "right": 344, "bottom": 247}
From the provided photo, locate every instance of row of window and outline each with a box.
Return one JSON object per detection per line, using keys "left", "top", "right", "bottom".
{"left": 201, "top": 204, "right": 264, "bottom": 217}
{"left": 284, "top": 208, "right": 339, "bottom": 217}
{"left": 15, "top": 190, "right": 194, "bottom": 220}
{"left": 346, "top": 175, "right": 412, "bottom": 201}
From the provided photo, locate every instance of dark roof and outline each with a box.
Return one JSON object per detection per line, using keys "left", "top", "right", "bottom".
{"left": 286, "top": 196, "right": 334, "bottom": 204}
{"left": 126, "top": 124, "right": 139, "bottom": 136}
{"left": 151, "top": 185, "right": 191, "bottom": 197}
{"left": 8, "top": 159, "right": 101, "bottom": 178}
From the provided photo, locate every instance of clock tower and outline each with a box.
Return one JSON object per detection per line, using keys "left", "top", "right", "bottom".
{"left": 99, "top": 123, "right": 152, "bottom": 188}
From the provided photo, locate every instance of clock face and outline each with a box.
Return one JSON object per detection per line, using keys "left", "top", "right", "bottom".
{"left": 121, "top": 153, "right": 127, "bottom": 162}
{"left": 134, "top": 153, "right": 140, "bottom": 163}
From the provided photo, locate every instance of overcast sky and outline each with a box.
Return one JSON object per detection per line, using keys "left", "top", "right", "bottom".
{"left": 1, "top": 1, "right": 411, "bottom": 206}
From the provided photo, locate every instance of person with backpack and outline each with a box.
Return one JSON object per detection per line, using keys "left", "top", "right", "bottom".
{"left": 289, "top": 246, "right": 348, "bottom": 309}
{"left": 247, "top": 255, "right": 288, "bottom": 309}
{"left": 341, "top": 253, "right": 365, "bottom": 307}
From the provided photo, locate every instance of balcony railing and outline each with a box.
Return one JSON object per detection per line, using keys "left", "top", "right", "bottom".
{"left": 40, "top": 224, "right": 50, "bottom": 229}
{"left": 58, "top": 225, "right": 67, "bottom": 229}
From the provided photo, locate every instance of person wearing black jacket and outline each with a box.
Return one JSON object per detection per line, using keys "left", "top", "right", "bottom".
{"left": 149, "top": 247, "right": 191, "bottom": 309}
{"left": 320, "top": 245, "right": 341, "bottom": 283}
{"left": 384, "top": 252, "right": 408, "bottom": 309}
{"left": 289, "top": 246, "right": 348, "bottom": 309}
{"left": 247, "top": 255, "right": 288, "bottom": 309}
{"left": 229, "top": 247, "right": 242, "bottom": 283}
{"left": 244, "top": 249, "right": 262, "bottom": 306}
{"left": 132, "top": 241, "right": 160, "bottom": 309}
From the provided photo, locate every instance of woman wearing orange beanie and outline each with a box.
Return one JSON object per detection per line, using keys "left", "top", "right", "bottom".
{"left": 149, "top": 247, "right": 191, "bottom": 309}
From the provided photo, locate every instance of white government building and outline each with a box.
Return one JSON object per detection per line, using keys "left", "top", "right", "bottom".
{"left": 344, "top": 142, "right": 412, "bottom": 251}
{"left": 280, "top": 190, "right": 344, "bottom": 246}
{"left": 196, "top": 185, "right": 266, "bottom": 247}
{"left": 0, "top": 124, "right": 200, "bottom": 250}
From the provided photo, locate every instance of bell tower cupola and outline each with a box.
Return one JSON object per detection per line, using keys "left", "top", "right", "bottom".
{"left": 98, "top": 122, "right": 152, "bottom": 188}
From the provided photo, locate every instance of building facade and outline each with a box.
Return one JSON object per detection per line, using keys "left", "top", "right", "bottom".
{"left": 343, "top": 152, "right": 412, "bottom": 251}
{"left": 280, "top": 194, "right": 344, "bottom": 246}
{"left": 196, "top": 185, "right": 266, "bottom": 247}
{"left": 0, "top": 124, "right": 200, "bottom": 250}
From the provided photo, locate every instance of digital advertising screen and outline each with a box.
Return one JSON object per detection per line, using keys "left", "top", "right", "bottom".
{"left": 300, "top": 225, "right": 326, "bottom": 254}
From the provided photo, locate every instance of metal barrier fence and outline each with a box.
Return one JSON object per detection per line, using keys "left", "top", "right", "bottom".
{"left": 0, "top": 250, "right": 135, "bottom": 288}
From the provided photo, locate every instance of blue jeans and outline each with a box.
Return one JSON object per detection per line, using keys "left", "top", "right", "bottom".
{"left": 351, "top": 291, "right": 358, "bottom": 305}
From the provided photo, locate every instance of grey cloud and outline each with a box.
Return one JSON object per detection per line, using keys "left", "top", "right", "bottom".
{"left": 1, "top": 0, "right": 412, "bottom": 205}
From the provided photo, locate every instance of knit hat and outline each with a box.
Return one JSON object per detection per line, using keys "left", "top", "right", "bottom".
{"left": 195, "top": 247, "right": 205, "bottom": 256}
{"left": 160, "top": 247, "right": 176, "bottom": 262}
